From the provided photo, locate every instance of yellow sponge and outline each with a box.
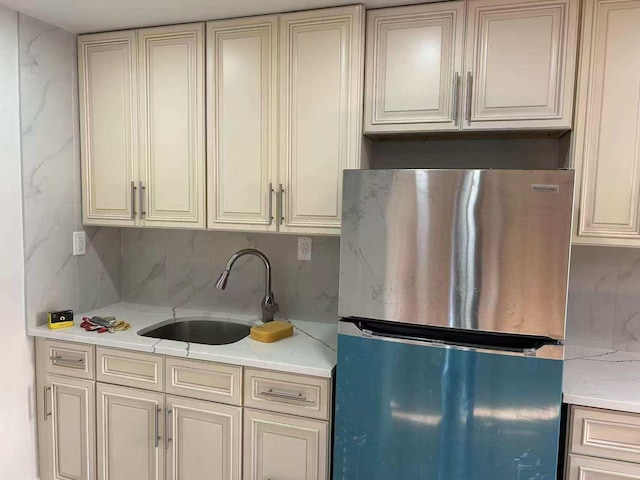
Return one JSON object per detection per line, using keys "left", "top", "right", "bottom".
{"left": 250, "top": 321, "right": 293, "bottom": 343}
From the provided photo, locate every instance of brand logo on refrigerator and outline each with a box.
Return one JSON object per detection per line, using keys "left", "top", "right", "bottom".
{"left": 531, "top": 184, "right": 560, "bottom": 193}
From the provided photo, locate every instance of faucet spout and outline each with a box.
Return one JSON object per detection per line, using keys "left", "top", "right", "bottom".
{"left": 215, "top": 248, "right": 279, "bottom": 322}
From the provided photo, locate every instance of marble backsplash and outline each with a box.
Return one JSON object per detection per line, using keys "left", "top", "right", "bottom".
{"left": 121, "top": 230, "right": 340, "bottom": 323}
{"left": 20, "top": 14, "right": 121, "bottom": 327}
{"left": 566, "top": 245, "right": 640, "bottom": 352}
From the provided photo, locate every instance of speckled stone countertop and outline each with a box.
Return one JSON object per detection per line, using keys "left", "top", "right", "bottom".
{"left": 564, "top": 345, "right": 640, "bottom": 414}
{"left": 28, "top": 302, "right": 337, "bottom": 378}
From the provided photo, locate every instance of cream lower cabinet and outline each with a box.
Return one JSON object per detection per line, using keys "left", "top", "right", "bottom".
{"left": 566, "top": 406, "right": 640, "bottom": 479}
{"left": 572, "top": 0, "right": 640, "bottom": 247}
{"left": 166, "top": 396, "right": 241, "bottom": 480}
{"left": 243, "top": 409, "right": 328, "bottom": 480}
{"left": 97, "top": 384, "right": 165, "bottom": 480}
{"left": 79, "top": 23, "right": 205, "bottom": 229}
{"left": 207, "top": 6, "right": 364, "bottom": 235}
{"left": 37, "top": 340, "right": 331, "bottom": 480}
{"left": 40, "top": 375, "right": 96, "bottom": 480}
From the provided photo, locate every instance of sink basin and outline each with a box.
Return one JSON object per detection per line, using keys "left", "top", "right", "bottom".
{"left": 138, "top": 316, "right": 253, "bottom": 346}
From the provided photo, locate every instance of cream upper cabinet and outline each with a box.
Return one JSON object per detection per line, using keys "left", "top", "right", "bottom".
{"left": 166, "top": 396, "right": 241, "bottom": 480}
{"left": 278, "top": 5, "right": 365, "bottom": 235}
{"left": 364, "top": 2, "right": 466, "bottom": 133}
{"left": 78, "top": 24, "right": 205, "bottom": 229}
{"left": 364, "top": 0, "right": 579, "bottom": 133}
{"left": 206, "top": 16, "right": 278, "bottom": 232}
{"left": 462, "top": 0, "right": 579, "bottom": 130}
{"left": 78, "top": 31, "right": 138, "bottom": 226}
{"left": 573, "top": 0, "right": 640, "bottom": 247}
{"left": 137, "top": 23, "right": 205, "bottom": 229}
{"left": 41, "top": 375, "right": 96, "bottom": 480}
{"left": 243, "top": 409, "right": 328, "bottom": 480}
{"left": 97, "top": 383, "right": 165, "bottom": 480}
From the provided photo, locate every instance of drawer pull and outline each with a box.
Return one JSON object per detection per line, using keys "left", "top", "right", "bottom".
{"left": 261, "top": 388, "right": 308, "bottom": 402}
{"left": 50, "top": 355, "right": 85, "bottom": 368}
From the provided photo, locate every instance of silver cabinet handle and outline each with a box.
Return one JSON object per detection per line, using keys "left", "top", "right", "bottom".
{"left": 131, "top": 181, "right": 137, "bottom": 220}
{"left": 277, "top": 184, "right": 284, "bottom": 225}
{"left": 465, "top": 71, "right": 473, "bottom": 123}
{"left": 268, "top": 183, "right": 274, "bottom": 225}
{"left": 166, "top": 408, "right": 173, "bottom": 443}
{"left": 43, "top": 386, "right": 52, "bottom": 421}
{"left": 139, "top": 181, "right": 146, "bottom": 218}
{"left": 452, "top": 72, "right": 461, "bottom": 126}
{"left": 154, "top": 407, "right": 160, "bottom": 448}
{"left": 260, "top": 388, "right": 308, "bottom": 402}
{"left": 50, "top": 355, "right": 85, "bottom": 368}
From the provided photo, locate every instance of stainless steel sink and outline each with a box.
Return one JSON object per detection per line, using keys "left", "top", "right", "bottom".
{"left": 138, "top": 316, "right": 253, "bottom": 346}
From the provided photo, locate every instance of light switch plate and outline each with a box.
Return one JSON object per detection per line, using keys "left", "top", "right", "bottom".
{"left": 298, "top": 237, "right": 311, "bottom": 261}
{"left": 73, "top": 231, "right": 86, "bottom": 256}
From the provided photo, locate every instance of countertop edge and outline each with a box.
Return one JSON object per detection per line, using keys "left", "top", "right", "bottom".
{"left": 27, "top": 319, "right": 336, "bottom": 379}
{"left": 562, "top": 393, "right": 640, "bottom": 415}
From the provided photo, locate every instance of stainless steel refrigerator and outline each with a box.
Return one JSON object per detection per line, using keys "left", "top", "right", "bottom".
{"left": 333, "top": 169, "right": 574, "bottom": 480}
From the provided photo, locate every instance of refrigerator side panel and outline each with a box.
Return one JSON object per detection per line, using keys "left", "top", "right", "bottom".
{"left": 333, "top": 333, "right": 563, "bottom": 480}
{"left": 339, "top": 169, "right": 574, "bottom": 339}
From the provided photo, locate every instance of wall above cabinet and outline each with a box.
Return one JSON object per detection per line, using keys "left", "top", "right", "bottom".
{"left": 364, "top": 0, "right": 579, "bottom": 134}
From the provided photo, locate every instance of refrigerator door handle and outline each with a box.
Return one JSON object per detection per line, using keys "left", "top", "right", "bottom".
{"left": 339, "top": 321, "right": 563, "bottom": 360}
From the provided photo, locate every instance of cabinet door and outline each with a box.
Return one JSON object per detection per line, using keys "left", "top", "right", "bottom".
{"left": 567, "top": 454, "right": 640, "bottom": 479}
{"left": 364, "top": 3, "right": 466, "bottom": 133}
{"left": 40, "top": 375, "right": 96, "bottom": 480}
{"left": 573, "top": 0, "right": 640, "bottom": 246}
{"left": 278, "top": 6, "right": 364, "bottom": 235}
{"left": 166, "top": 396, "right": 241, "bottom": 480}
{"left": 243, "top": 409, "right": 328, "bottom": 480}
{"left": 97, "top": 384, "right": 164, "bottom": 480}
{"left": 207, "top": 17, "right": 278, "bottom": 232}
{"left": 138, "top": 23, "right": 205, "bottom": 229}
{"left": 462, "top": 0, "right": 579, "bottom": 130}
{"left": 78, "top": 31, "right": 138, "bottom": 226}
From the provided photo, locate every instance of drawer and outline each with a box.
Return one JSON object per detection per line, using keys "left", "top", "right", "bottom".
{"left": 96, "top": 347, "right": 164, "bottom": 391}
{"left": 244, "top": 368, "right": 331, "bottom": 420}
{"left": 567, "top": 454, "right": 640, "bottom": 479}
{"left": 44, "top": 340, "right": 95, "bottom": 380}
{"left": 570, "top": 406, "right": 640, "bottom": 464}
{"left": 165, "top": 357, "right": 242, "bottom": 405}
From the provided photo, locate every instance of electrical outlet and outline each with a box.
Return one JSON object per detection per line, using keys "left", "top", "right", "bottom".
{"left": 73, "top": 231, "right": 86, "bottom": 256}
{"left": 298, "top": 237, "right": 312, "bottom": 261}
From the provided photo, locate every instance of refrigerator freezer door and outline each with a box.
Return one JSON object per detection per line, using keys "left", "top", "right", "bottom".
{"left": 339, "top": 169, "right": 574, "bottom": 339}
{"left": 333, "top": 327, "right": 564, "bottom": 480}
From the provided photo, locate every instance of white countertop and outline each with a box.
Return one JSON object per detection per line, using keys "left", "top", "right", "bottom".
{"left": 28, "top": 303, "right": 337, "bottom": 378}
{"left": 564, "top": 345, "right": 640, "bottom": 414}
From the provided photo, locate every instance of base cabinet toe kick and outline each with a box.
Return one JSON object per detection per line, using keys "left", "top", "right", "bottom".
{"left": 35, "top": 338, "right": 332, "bottom": 480}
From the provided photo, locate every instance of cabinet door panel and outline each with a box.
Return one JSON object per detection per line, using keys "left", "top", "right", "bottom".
{"left": 279, "top": 6, "right": 364, "bottom": 234}
{"left": 364, "top": 2, "right": 465, "bottom": 132}
{"left": 574, "top": 0, "right": 640, "bottom": 245}
{"left": 166, "top": 396, "right": 241, "bottom": 480}
{"left": 45, "top": 375, "right": 96, "bottom": 480}
{"left": 243, "top": 409, "right": 328, "bottom": 480}
{"left": 463, "top": 0, "right": 578, "bottom": 130}
{"left": 138, "top": 23, "right": 205, "bottom": 228}
{"left": 207, "top": 17, "right": 278, "bottom": 231}
{"left": 567, "top": 454, "right": 640, "bottom": 479}
{"left": 78, "top": 31, "right": 137, "bottom": 226}
{"left": 97, "top": 384, "right": 164, "bottom": 480}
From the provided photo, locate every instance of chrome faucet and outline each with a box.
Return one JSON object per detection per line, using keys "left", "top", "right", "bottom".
{"left": 215, "top": 248, "right": 279, "bottom": 323}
